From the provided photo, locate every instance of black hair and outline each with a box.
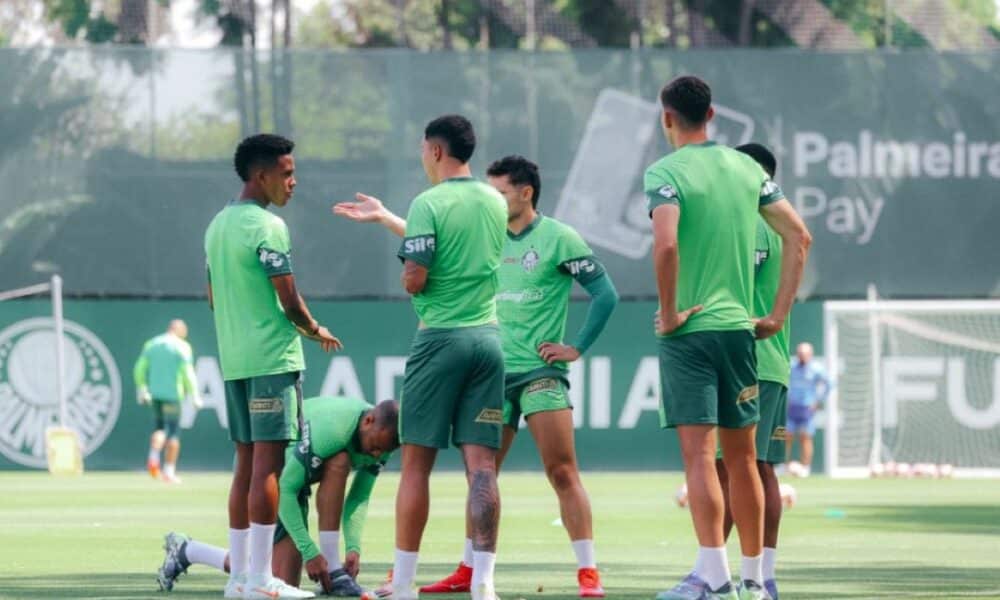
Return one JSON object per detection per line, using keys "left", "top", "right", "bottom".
{"left": 234, "top": 134, "right": 295, "bottom": 182}
{"left": 735, "top": 143, "right": 777, "bottom": 178}
{"left": 659, "top": 76, "right": 712, "bottom": 127}
{"left": 373, "top": 400, "right": 401, "bottom": 450}
{"left": 424, "top": 115, "right": 476, "bottom": 163}
{"left": 486, "top": 155, "right": 541, "bottom": 208}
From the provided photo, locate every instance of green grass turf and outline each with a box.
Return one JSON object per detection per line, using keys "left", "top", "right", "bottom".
{"left": 1, "top": 471, "right": 999, "bottom": 599}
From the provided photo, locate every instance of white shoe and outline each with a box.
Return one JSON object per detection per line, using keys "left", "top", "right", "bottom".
{"left": 383, "top": 585, "right": 419, "bottom": 600}
{"left": 243, "top": 575, "right": 315, "bottom": 599}
{"left": 471, "top": 583, "right": 500, "bottom": 600}
{"left": 224, "top": 575, "right": 245, "bottom": 599}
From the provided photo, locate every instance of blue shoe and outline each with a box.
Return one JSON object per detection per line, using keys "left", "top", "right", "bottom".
{"left": 737, "top": 580, "right": 772, "bottom": 600}
{"left": 323, "top": 568, "right": 365, "bottom": 596}
{"left": 655, "top": 573, "right": 737, "bottom": 600}
{"left": 156, "top": 531, "right": 190, "bottom": 591}
{"left": 764, "top": 579, "right": 777, "bottom": 600}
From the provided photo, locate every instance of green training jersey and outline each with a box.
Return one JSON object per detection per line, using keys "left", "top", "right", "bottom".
{"left": 204, "top": 201, "right": 304, "bottom": 380}
{"left": 279, "top": 396, "right": 393, "bottom": 560}
{"left": 754, "top": 218, "right": 791, "bottom": 386}
{"left": 644, "top": 141, "right": 784, "bottom": 337}
{"left": 497, "top": 215, "right": 605, "bottom": 375}
{"left": 132, "top": 333, "right": 197, "bottom": 402}
{"left": 397, "top": 177, "right": 507, "bottom": 329}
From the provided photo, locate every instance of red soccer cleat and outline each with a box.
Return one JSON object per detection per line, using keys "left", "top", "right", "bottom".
{"left": 418, "top": 563, "right": 472, "bottom": 593}
{"left": 578, "top": 567, "right": 605, "bottom": 598}
{"left": 147, "top": 458, "right": 161, "bottom": 480}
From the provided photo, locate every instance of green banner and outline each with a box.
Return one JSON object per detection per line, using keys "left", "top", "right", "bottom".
{"left": 0, "top": 299, "right": 824, "bottom": 472}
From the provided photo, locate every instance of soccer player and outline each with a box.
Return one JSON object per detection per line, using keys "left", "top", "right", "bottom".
{"left": 715, "top": 143, "right": 791, "bottom": 600}
{"left": 336, "top": 115, "right": 507, "bottom": 600}
{"left": 133, "top": 319, "right": 202, "bottom": 483}
{"left": 157, "top": 397, "right": 400, "bottom": 597}
{"left": 205, "top": 134, "right": 343, "bottom": 600}
{"left": 335, "top": 156, "right": 619, "bottom": 598}
{"left": 785, "top": 342, "right": 830, "bottom": 478}
{"left": 644, "top": 76, "right": 811, "bottom": 600}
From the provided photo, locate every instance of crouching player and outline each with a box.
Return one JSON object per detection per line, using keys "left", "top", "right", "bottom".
{"left": 157, "top": 397, "right": 400, "bottom": 597}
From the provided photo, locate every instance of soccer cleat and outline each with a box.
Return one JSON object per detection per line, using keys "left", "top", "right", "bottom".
{"left": 161, "top": 473, "right": 183, "bottom": 484}
{"left": 737, "top": 580, "right": 772, "bottom": 600}
{"left": 371, "top": 570, "right": 393, "bottom": 598}
{"left": 156, "top": 531, "right": 190, "bottom": 591}
{"left": 323, "top": 568, "right": 365, "bottom": 597}
{"left": 380, "top": 585, "right": 418, "bottom": 600}
{"left": 244, "top": 575, "right": 316, "bottom": 599}
{"left": 470, "top": 583, "right": 500, "bottom": 600}
{"left": 148, "top": 458, "right": 161, "bottom": 479}
{"left": 654, "top": 573, "right": 738, "bottom": 600}
{"left": 418, "top": 563, "right": 471, "bottom": 593}
{"left": 225, "top": 575, "right": 246, "bottom": 599}
{"left": 578, "top": 567, "right": 606, "bottom": 598}
{"left": 763, "top": 580, "right": 778, "bottom": 600}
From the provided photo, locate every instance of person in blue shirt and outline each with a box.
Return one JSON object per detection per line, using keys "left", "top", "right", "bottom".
{"left": 786, "top": 342, "right": 831, "bottom": 477}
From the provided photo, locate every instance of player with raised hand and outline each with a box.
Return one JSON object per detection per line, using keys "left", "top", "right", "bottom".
{"left": 336, "top": 155, "right": 619, "bottom": 598}
{"left": 157, "top": 397, "right": 400, "bottom": 597}
{"left": 205, "top": 133, "right": 343, "bottom": 600}
{"left": 644, "top": 77, "right": 811, "bottom": 600}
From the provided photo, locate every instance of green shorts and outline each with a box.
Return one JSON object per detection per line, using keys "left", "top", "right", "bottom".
{"left": 400, "top": 325, "right": 505, "bottom": 449}
{"left": 503, "top": 370, "right": 572, "bottom": 431}
{"left": 658, "top": 330, "right": 758, "bottom": 429}
{"left": 225, "top": 371, "right": 302, "bottom": 443}
{"left": 152, "top": 400, "right": 181, "bottom": 439}
{"left": 714, "top": 381, "right": 787, "bottom": 463}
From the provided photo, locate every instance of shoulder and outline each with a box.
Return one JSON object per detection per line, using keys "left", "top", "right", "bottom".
{"left": 544, "top": 217, "right": 585, "bottom": 245}
{"left": 644, "top": 152, "right": 685, "bottom": 179}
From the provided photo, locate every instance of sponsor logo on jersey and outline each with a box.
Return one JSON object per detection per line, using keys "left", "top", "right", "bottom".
{"left": 403, "top": 235, "right": 436, "bottom": 254}
{"left": 521, "top": 249, "right": 540, "bottom": 272}
{"left": 0, "top": 318, "right": 121, "bottom": 468}
{"left": 474, "top": 408, "right": 504, "bottom": 424}
{"left": 258, "top": 248, "right": 286, "bottom": 269}
{"left": 563, "top": 257, "right": 596, "bottom": 277}
{"left": 525, "top": 378, "right": 560, "bottom": 394}
{"left": 771, "top": 425, "right": 787, "bottom": 441}
{"left": 737, "top": 384, "right": 760, "bottom": 404}
{"left": 657, "top": 185, "right": 678, "bottom": 200}
{"left": 249, "top": 397, "right": 284, "bottom": 413}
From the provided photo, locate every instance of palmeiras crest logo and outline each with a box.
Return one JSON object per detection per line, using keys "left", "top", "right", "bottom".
{"left": 0, "top": 318, "right": 121, "bottom": 468}
{"left": 521, "top": 249, "right": 540, "bottom": 273}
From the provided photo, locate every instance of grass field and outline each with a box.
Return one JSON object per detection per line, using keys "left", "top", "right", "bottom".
{"left": 1, "top": 471, "right": 999, "bottom": 599}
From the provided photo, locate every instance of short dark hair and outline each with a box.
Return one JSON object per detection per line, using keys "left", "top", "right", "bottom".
{"left": 486, "top": 155, "right": 541, "bottom": 208}
{"left": 234, "top": 134, "right": 295, "bottom": 182}
{"left": 373, "top": 400, "right": 401, "bottom": 450}
{"left": 659, "top": 76, "right": 712, "bottom": 127}
{"left": 735, "top": 143, "right": 777, "bottom": 178}
{"left": 424, "top": 115, "right": 476, "bottom": 163}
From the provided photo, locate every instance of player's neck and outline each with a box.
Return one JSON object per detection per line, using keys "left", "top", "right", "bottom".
{"left": 508, "top": 208, "right": 538, "bottom": 236}
{"left": 435, "top": 161, "right": 472, "bottom": 183}
{"left": 672, "top": 128, "right": 709, "bottom": 149}
{"left": 239, "top": 184, "right": 270, "bottom": 208}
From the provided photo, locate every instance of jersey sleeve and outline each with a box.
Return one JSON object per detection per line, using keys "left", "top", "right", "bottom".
{"left": 555, "top": 227, "right": 606, "bottom": 286}
{"left": 133, "top": 342, "right": 151, "bottom": 388}
{"left": 759, "top": 179, "right": 785, "bottom": 206}
{"left": 178, "top": 341, "right": 199, "bottom": 399}
{"left": 341, "top": 459, "right": 385, "bottom": 555}
{"left": 397, "top": 196, "right": 436, "bottom": 267}
{"left": 256, "top": 218, "right": 294, "bottom": 277}
{"left": 278, "top": 456, "right": 321, "bottom": 561}
{"left": 644, "top": 165, "right": 682, "bottom": 216}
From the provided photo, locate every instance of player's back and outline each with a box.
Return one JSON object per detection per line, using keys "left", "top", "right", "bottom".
{"left": 405, "top": 178, "right": 507, "bottom": 329}
{"left": 754, "top": 217, "right": 790, "bottom": 386}
{"left": 645, "top": 142, "right": 767, "bottom": 336}
{"left": 143, "top": 334, "right": 189, "bottom": 401}
{"left": 204, "top": 201, "right": 303, "bottom": 380}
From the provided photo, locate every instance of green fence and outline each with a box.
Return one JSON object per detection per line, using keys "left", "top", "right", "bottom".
{"left": 0, "top": 299, "right": 824, "bottom": 472}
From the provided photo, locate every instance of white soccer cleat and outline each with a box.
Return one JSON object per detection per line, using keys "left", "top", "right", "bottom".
{"left": 243, "top": 576, "right": 315, "bottom": 599}
{"left": 224, "top": 575, "right": 246, "bottom": 599}
{"left": 381, "top": 585, "right": 419, "bottom": 600}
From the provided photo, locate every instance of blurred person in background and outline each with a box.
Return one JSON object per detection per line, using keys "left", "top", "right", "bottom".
{"left": 785, "top": 342, "right": 831, "bottom": 478}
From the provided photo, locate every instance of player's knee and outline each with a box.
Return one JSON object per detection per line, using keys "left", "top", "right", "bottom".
{"left": 545, "top": 461, "right": 579, "bottom": 492}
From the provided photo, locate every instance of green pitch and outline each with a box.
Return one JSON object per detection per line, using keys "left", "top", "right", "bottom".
{"left": 1, "top": 472, "right": 999, "bottom": 599}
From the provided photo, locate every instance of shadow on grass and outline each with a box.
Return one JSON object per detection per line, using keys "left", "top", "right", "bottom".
{"left": 843, "top": 504, "right": 1000, "bottom": 536}
{"left": 1, "top": 562, "right": 999, "bottom": 599}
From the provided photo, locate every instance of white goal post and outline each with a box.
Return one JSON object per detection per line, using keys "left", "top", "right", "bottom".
{"left": 824, "top": 296, "right": 1000, "bottom": 478}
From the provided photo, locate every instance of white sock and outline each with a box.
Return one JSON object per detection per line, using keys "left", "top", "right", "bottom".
{"left": 392, "top": 549, "right": 419, "bottom": 592}
{"left": 471, "top": 551, "right": 496, "bottom": 589}
{"left": 571, "top": 539, "right": 596, "bottom": 569}
{"left": 163, "top": 463, "right": 176, "bottom": 478}
{"left": 462, "top": 538, "right": 474, "bottom": 567}
{"left": 697, "top": 546, "right": 731, "bottom": 591}
{"left": 228, "top": 528, "right": 250, "bottom": 579}
{"left": 148, "top": 448, "right": 160, "bottom": 463}
{"left": 184, "top": 540, "right": 228, "bottom": 572}
{"left": 762, "top": 547, "right": 777, "bottom": 581}
{"left": 320, "top": 531, "right": 342, "bottom": 571}
{"left": 248, "top": 523, "right": 276, "bottom": 580}
{"left": 741, "top": 553, "right": 764, "bottom": 585}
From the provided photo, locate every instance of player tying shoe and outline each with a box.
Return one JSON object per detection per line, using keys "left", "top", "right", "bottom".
{"left": 334, "top": 155, "right": 618, "bottom": 598}
{"left": 157, "top": 397, "right": 399, "bottom": 598}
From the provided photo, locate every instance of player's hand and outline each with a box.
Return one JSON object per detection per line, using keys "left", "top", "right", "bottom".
{"left": 537, "top": 342, "right": 580, "bottom": 364}
{"left": 191, "top": 395, "right": 204, "bottom": 410}
{"left": 344, "top": 550, "right": 360, "bottom": 579}
{"left": 753, "top": 315, "right": 784, "bottom": 340}
{"left": 137, "top": 387, "right": 152, "bottom": 405}
{"left": 305, "top": 555, "right": 332, "bottom": 593}
{"left": 333, "top": 193, "right": 387, "bottom": 224}
{"left": 296, "top": 324, "right": 344, "bottom": 352}
{"left": 655, "top": 305, "right": 703, "bottom": 336}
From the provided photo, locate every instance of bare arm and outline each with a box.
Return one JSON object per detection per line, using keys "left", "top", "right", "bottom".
{"left": 651, "top": 204, "right": 701, "bottom": 335}
{"left": 271, "top": 275, "right": 343, "bottom": 351}
{"left": 401, "top": 260, "right": 428, "bottom": 295}
{"left": 333, "top": 193, "right": 406, "bottom": 238}
{"left": 758, "top": 198, "right": 813, "bottom": 339}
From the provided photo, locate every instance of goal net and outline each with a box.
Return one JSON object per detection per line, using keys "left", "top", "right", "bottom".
{"left": 824, "top": 298, "right": 1000, "bottom": 478}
